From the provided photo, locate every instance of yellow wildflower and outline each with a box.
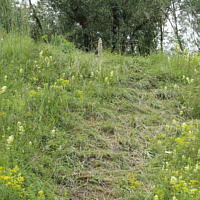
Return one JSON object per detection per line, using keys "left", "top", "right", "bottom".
{"left": 51, "top": 130, "right": 56, "bottom": 137}
{"left": 185, "top": 165, "right": 190, "bottom": 171}
{"left": 170, "top": 176, "right": 177, "bottom": 184}
{"left": 1, "top": 86, "right": 7, "bottom": 93}
{"left": 39, "top": 50, "right": 43, "bottom": 57}
{"left": 174, "top": 84, "right": 179, "bottom": 89}
{"left": 157, "top": 140, "right": 161, "bottom": 145}
{"left": 7, "top": 135, "right": 14, "bottom": 143}
{"left": 7, "top": 135, "right": 14, "bottom": 149}
{"left": 11, "top": 166, "right": 19, "bottom": 174}
{"left": 17, "top": 122, "right": 21, "bottom": 126}
{"left": 91, "top": 72, "right": 94, "bottom": 78}
{"left": 30, "top": 90, "right": 37, "bottom": 97}
{"left": 38, "top": 190, "right": 44, "bottom": 195}
{"left": 110, "top": 71, "right": 113, "bottom": 77}
{"left": 154, "top": 195, "right": 159, "bottom": 200}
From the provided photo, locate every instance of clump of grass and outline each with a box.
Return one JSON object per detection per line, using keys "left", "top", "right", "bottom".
{"left": 101, "top": 121, "right": 115, "bottom": 135}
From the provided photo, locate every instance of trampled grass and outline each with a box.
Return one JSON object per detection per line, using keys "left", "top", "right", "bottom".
{"left": 0, "top": 31, "right": 200, "bottom": 199}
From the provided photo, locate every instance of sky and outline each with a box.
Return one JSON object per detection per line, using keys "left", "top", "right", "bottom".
{"left": 31, "top": 0, "right": 38, "bottom": 4}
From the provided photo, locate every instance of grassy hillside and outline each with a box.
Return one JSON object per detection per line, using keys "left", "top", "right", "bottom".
{"left": 0, "top": 31, "right": 200, "bottom": 200}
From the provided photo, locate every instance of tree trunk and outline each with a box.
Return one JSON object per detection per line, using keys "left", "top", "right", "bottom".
{"left": 29, "top": 0, "right": 43, "bottom": 32}
{"left": 160, "top": 18, "right": 163, "bottom": 52}
{"left": 83, "top": 30, "right": 89, "bottom": 52}
{"left": 111, "top": 3, "right": 119, "bottom": 53}
{"left": 121, "top": 0, "right": 129, "bottom": 54}
{"left": 166, "top": 1, "right": 183, "bottom": 51}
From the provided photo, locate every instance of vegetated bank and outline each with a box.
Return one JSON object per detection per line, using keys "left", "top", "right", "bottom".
{"left": 0, "top": 32, "right": 200, "bottom": 199}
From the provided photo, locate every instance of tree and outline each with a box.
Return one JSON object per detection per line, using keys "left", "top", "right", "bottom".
{"left": 182, "top": 0, "right": 200, "bottom": 50}
{"left": 37, "top": 0, "right": 172, "bottom": 54}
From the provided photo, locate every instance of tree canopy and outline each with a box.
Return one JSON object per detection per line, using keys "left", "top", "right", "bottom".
{"left": 0, "top": 0, "right": 199, "bottom": 54}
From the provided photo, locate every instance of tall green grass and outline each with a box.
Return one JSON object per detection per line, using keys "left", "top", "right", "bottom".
{"left": 0, "top": 30, "right": 200, "bottom": 199}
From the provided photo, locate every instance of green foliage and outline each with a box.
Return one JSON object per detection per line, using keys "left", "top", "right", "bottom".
{"left": 44, "top": 0, "right": 171, "bottom": 54}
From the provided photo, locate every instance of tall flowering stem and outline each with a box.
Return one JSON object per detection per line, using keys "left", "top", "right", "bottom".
{"left": 98, "top": 38, "right": 103, "bottom": 79}
{"left": 98, "top": 38, "right": 103, "bottom": 60}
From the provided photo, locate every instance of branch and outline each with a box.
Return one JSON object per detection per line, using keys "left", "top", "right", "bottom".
{"left": 29, "top": 0, "right": 43, "bottom": 32}
{"left": 131, "top": 19, "right": 150, "bottom": 38}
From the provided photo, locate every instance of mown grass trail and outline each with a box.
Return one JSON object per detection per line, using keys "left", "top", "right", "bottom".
{"left": 0, "top": 32, "right": 200, "bottom": 199}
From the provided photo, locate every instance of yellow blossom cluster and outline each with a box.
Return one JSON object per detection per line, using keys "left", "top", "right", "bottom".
{"left": 17, "top": 121, "right": 25, "bottom": 135}
{"left": 57, "top": 78, "right": 70, "bottom": 86}
{"left": 76, "top": 90, "right": 84, "bottom": 101}
{"left": 182, "top": 75, "right": 194, "bottom": 84}
{"left": 30, "top": 90, "right": 37, "bottom": 97}
{"left": 31, "top": 77, "right": 39, "bottom": 82}
{"left": 0, "top": 112, "right": 6, "bottom": 116}
{"left": 128, "top": 173, "right": 141, "bottom": 189}
{"left": 154, "top": 120, "right": 200, "bottom": 199}
{"left": 7, "top": 135, "right": 14, "bottom": 149}
{"left": 51, "top": 129, "right": 56, "bottom": 137}
{"left": 0, "top": 86, "right": 7, "bottom": 94}
{"left": 0, "top": 166, "right": 25, "bottom": 194}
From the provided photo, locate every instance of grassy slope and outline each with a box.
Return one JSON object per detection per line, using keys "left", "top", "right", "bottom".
{"left": 0, "top": 32, "right": 200, "bottom": 200}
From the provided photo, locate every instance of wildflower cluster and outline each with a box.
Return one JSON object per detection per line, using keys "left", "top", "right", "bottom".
{"left": 19, "top": 68, "right": 23, "bottom": 74}
{"left": 90, "top": 72, "right": 94, "bottom": 78}
{"left": 42, "top": 35, "right": 48, "bottom": 42}
{"left": 0, "top": 166, "right": 46, "bottom": 199}
{"left": 153, "top": 120, "right": 200, "bottom": 199}
{"left": 17, "top": 121, "right": 25, "bottom": 135}
{"left": 29, "top": 84, "right": 43, "bottom": 97}
{"left": 33, "top": 50, "right": 54, "bottom": 72}
{"left": 173, "top": 84, "right": 179, "bottom": 89}
{"left": 57, "top": 78, "right": 70, "bottom": 86}
{"left": 0, "top": 86, "right": 7, "bottom": 94}
{"left": 30, "top": 90, "right": 37, "bottom": 97}
{"left": 189, "top": 53, "right": 200, "bottom": 65}
{"left": 128, "top": 173, "right": 141, "bottom": 190}
{"left": 76, "top": 90, "right": 84, "bottom": 101}
{"left": 7, "top": 135, "right": 14, "bottom": 149}
{"left": 31, "top": 77, "right": 39, "bottom": 83}
{"left": 0, "top": 112, "right": 6, "bottom": 116}
{"left": 104, "top": 71, "right": 114, "bottom": 85}
{"left": 182, "top": 75, "right": 194, "bottom": 84}
{"left": 154, "top": 190, "right": 164, "bottom": 200}
{"left": 0, "top": 166, "right": 24, "bottom": 195}
{"left": 44, "top": 56, "right": 54, "bottom": 68}
{"left": 51, "top": 129, "right": 56, "bottom": 137}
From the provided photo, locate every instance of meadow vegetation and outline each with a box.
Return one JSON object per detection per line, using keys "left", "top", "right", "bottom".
{"left": 0, "top": 31, "right": 200, "bottom": 199}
